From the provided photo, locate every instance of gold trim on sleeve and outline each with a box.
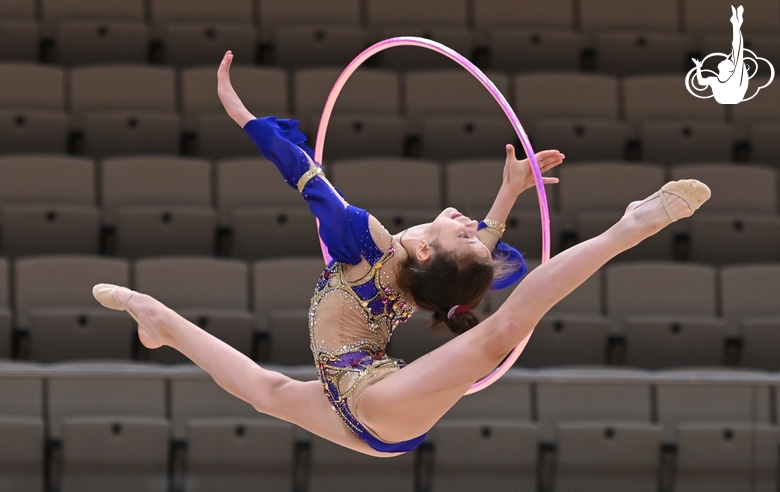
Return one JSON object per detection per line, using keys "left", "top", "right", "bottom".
{"left": 297, "top": 166, "right": 324, "bottom": 193}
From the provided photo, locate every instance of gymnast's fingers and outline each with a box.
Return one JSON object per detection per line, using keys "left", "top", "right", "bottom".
{"left": 542, "top": 177, "right": 560, "bottom": 185}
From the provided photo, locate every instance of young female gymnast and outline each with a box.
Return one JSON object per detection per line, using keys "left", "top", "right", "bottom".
{"left": 93, "top": 51, "right": 711, "bottom": 457}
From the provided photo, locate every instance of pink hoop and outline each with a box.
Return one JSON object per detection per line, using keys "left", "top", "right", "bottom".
{"left": 313, "top": 37, "right": 550, "bottom": 394}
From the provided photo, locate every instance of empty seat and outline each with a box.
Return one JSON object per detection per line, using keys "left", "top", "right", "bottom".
{"left": 432, "top": 420, "right": 538, "bottom": 492}
{"left": 722, "top": 265, "right": 780, "bottom": 369}
{"left": 0, "top": 0, "right": 35, "bottom": 19}
{"left": 0, "top": 20, "right": 40, "bottom": 61}
{"left": 259, "top": 0, "right": 361, "bottom": 26}
{"left": 733, "top": 77, "right": 780, "bottom": 124}
{"left": 624, "top": 316, "right": 728, "bottom": 369}
{"left": 135, "top": 257, "right": 252, "bottom": 363}
{"left": 294, "top": 67, "right": 400, "bottom": 116}
{"left": 194, "top": 113, "right": 265, "bottom": 159}
{"left": 640, "top": 121, "right": 736, "bottom": 163}
{"left": 532, "top": 118, "right": 629, "bottom": 162}
{"left": 749, "top": 122, "right": 780, "bottom": 165}
{"left": 308, "top": 434, "right": 416, "bottom": 492}
{"left": 580, "top": 0, "right": 679, "bottom": 31}
{"left": 271, "top": 25, "right": 368, "bottom": 69}
{"left": 101, "top": 156, "right": 216, "bottom": 257}
{"left": 490, "top": 29, "right": 584, "bottom": 72}
{"left": 366, "top": 0, "right": 467, "bottom": 27}
{"left": 474, "top": 0, "right": 574, "bottom": 29}
{"left": 41, "top": 0, "right": 145, "bottom": 21}
{"left": 675, "top": 423, "right": 780, "bottom": 492}
{"left": 606, "top": 263, "right": 717, "bottom": 333}
{"left": 182, "top": 65, "right": 288, "bottom": 115}
{"left": 307, "top": 114, "right": 406, "bottom": 159}
{"left": 253, "top": 258, "right": 325, "bottom": 364}
{"left": 83, "top": 111, "right": 182, "bottom": 158}
{"left": 0, "top": 109, "right": 68, "bottom": 154}
{"left": 170, "top": 372, "right": 260, "bottom": 440}
{"left": 150, "top": 0, "right": 253, "bottom": 23}
{"left": 0, "top": 262, "right": 11, "bottom": 358}
{"left": 655, "top": 369, "right": 772, "bottom": 440}
{"left": 186, "top": 418, "right": 294, "bottom": 492}
{"left": 54, "top": 21, "right": 149, "bottom": 65}
{"left": 624, "top": 75, "right": 726, "bottom": 121}
{"left": 689, "top": 214, "right": 780, "bottom": 265}
{"left": 670, "top": 164, "right": 777, "bottom": 213}
{"left": 377, "top": 26, "right": 472, "bottom": 70}
{"left": 685, "top": 0, "right": 780, "bottom": 33}
{"left": 513, "top": 73, "right": 619, "bottom": 121}
{"left": 47, "top": 362, "right": 167, "bottom": 440}
{"left": 386, "top": 314, "right": 452, "bottom": 362}
{"left": 69, "top": 65, "right": 176, "bottom": 112}
{"left": 555, "top": 422, "right": 661, "bottom": 492}
{"left": 422, "top": 115, "right": 516, "bottom": 160}
{"left": 216, "top": 156, "right": 302, "bottom": 219}
{"left": 15, "top": 257, "right": 133, "bottom": 361}
{"left": 0, "top": 362, "right": 44, "bottom": 417}
{"left": 406, "top": 69, "right": 509, "bottom": 116}
{"left": 0, "top": 416, "right": 45, "bottom": 492}
{"left": 162, "top": 22, "right": 256, "bottom": 67}
{"left": 535, "top": 367, "right": 653, "bottom": 441}
{"left": 0, "top": 63, "right": 65, "bottom": 110}
{"left": 60, "top": 416, "right": 170, "bottom": 492}
{"left": 445, "top": 370, "right": 533, "bottom": 420}
{"left": 596, "top": 31, "right": 688, "bottom": 74}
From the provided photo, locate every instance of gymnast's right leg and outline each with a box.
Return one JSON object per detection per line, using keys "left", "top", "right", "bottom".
{"left": 91, "top": 286, "right": 390, "bottom": 457}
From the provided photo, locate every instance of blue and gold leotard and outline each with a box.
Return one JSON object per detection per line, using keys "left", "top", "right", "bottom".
{"left": 244, "top": 116, "right": 526, "bottom": 454}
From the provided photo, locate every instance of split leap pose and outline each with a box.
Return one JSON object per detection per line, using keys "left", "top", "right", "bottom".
{"left": 93, "top": 51, "right": 711, "bottom": 457}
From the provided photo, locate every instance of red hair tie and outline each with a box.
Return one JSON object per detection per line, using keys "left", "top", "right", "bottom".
{"left": 447, "top": 304, "right": 471, "bottom": 319}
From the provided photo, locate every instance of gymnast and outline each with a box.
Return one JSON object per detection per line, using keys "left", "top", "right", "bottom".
{"left": 93, "top": 51, "right": 711, "bottom": 457}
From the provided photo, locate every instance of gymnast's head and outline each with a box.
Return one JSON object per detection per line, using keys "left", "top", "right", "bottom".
{"left": 396, "top": 207, "right": 507, "bottom": 335}
{"left": 717, "top": 58, "right": 736, "bottom": 81}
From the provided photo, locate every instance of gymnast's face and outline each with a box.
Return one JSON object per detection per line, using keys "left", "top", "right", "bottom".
{"left": 425, "top": 207, "right": 490, "bottom": 259}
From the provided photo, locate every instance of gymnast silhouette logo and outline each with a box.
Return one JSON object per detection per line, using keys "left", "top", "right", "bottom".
{"left": 685, "top": 5, "right": 774, "bottom": 104}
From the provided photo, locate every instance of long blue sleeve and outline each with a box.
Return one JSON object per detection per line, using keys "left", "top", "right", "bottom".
{"left": 478, "top": 221, "right": 528, "bottom": 290}
{"left": 244, "top": 116, "right": 364, "bottom": 265}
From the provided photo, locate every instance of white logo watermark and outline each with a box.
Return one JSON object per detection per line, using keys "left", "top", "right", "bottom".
{"left": 685, "top": 5, "right": 774, "bottom": 104}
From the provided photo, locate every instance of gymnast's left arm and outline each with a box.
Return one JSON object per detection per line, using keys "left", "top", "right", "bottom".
{"left": 477, "top": 145, "right": 564, "bottom": 251}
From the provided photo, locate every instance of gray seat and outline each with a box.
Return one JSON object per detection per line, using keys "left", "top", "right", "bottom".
{"left": 0, "top": 362, "right": 45, "bottom": 417}
{"left": 306, "top": 114, "right": 406, "bottom": 159}
{"left": 432, "top": 419, "right": 539, "bottom": 492}
{"left": 54, "top": 21, "right": 149, "bottom": 66}
{"left": 535, "top": 367, "right": 653, "bottom": 441}
{"left": 0, "top": 109, "right": 69, "bottom": 154}
{"left": 640, "top": 121, "right": 736, "bottom": 163}
{"left": 513, "top": 73, "right": 619, "bottom": 121}
{"left": 595, "top": 31, "right": 688, "bottom": 74}
{"left": 473, "top": 0, "right": 574, "bottom": 29}
{"left": 185, "top": 418, "right": 294, "bottom": 492}
{"left": 490, "top": 29, "right": 584, "bottom": 72}
{"left": 271, "top": 25, "right": 368, "bottom": 69}
{"left": 150, "top": 0, "right": 252, "bottom": 23}
{"left": 366, "top": 0, "right": 467, "bottom": 27}
{"left": 161, "top": 22, "right": 256, "bottom": 67}
{"left": 135, "top": 257, "right": 252, "bottom": 363}
{"left": 406, "top": 69, "right": 510, "bottom": 117}
{"left": 749, "top": 122, "right": 780, "bottom": 165}
{"left": 721, "top": 265, "right": 780, "bottom": 369}
{"left": 675, "top": 423, "right": 780, "bottom": 492}
{"left": 685, "top": 0, "right": 780, "bottom": 33}
{"left": 532, "top": 118, "right": 629, "bottom": 162}
{"left": 580, "top": 0, "right": 679, "bottom": 31}
{"left": 308, "top": 433, "right": 416, "bottom": 492}
{"left": 0, "top": 416, "right": 45, "bottom": 492}
{"left": 194, "top": 112, "right": 266, "bottom": 158}
{"left": 421, "top": 115, "right": 516, "bottom": 160}
{"left": 0, "top": 20, "right": 40, "bottom": 62}
{"left": 253, "top": 257, "right": 325, "bottom": 364}
{"left": 259, "top": 0, "right": 361, "bottom": 27}
{"left": 60, "top": 416, "right": 170, "bottom": 492}
{"left": 41, "top": 0, "right": 144, "bottom": 21}
{"left": 231, "top": 207, "right": 322, "bottom": 259}
{"left": 624, "top": 75, "right": 726, "bottom": 121}
{"left": 294, "top": 67, "right": 400, "bottom": 117}
{"left": 182, "top": 66, "right": 288, "bottom": 115}
{"left": 82, "top": 111, "right": 182, "bottom": 158}
{"left": 378, "top": 26, "right": 472, "bottom": 70}
{"left": 0, "top": 0, "right": 35, "bottom": 19}
{"left": 670, "top": 164, "right": 777, "bottom": 214}
{"left": 555, "top": 422, "right": 661, "bottom": 492}
{"left": 688, "top": 214, "right": 780, "bottom": 265}
{"left": 69, "top": 65, "right": 176, "bottom": 112}
{"left": 443, "top": 370, "right": 533, "bottom": 420}
{"left": 0, "top": 63, "right": 64, "bottom": 110}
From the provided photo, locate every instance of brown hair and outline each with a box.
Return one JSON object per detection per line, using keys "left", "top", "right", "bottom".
{"left": 396, "top": 244, "right": 496, "bottom": 335}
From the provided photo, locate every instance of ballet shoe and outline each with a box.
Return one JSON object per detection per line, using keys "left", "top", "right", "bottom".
{"left": 93, "top": 284, "right": 158, "bottom": 344}
{"left": 625, "top": 179, "right": 711, "bottom": 223}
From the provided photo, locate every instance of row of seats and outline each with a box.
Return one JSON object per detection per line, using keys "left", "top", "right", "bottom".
{"left": 1, "top": 256, "right": 779, "bottom": 370}
{"left": 2, "top": 0, "right": 778, "bottom": 32}
{"left": 0, "top": 363, "right": 778, "bottom": 492}
{"left": 4, "top": 64, "right": 777, "bottom": 122}
{"left": 4, "top": 18, "right": 780, "bottom": 74}
{"left": 0, "top": 155, "right": 776, "bottom": 262}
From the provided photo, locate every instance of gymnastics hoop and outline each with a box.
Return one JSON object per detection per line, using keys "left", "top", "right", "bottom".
{"left": 312, "top": 37, "right": 551, "bottom": 395}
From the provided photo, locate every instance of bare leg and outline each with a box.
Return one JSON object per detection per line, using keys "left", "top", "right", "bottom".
{"left": 97, "top": 290, "right": 392, "bottom": 457}
{"left": 358, "top": 181, "right": 710, "bottom": 442}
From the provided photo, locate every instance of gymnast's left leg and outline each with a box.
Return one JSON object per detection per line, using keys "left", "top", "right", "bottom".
{"left": 355, "top": 180, "right": 710, "bottom": 443}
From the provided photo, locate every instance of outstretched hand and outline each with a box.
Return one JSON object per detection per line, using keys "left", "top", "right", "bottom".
{"left": 217, "top": 50, "right": 255, "bottom": 128}
{"left": 503, "top": 145, "right": 564, "bottom": 195}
